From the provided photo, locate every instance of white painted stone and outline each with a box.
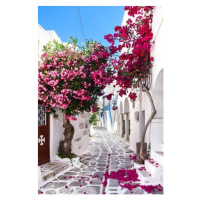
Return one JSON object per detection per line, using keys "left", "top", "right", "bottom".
{"left": 79, "top": 123, "right": 84, "bottom": 129}
{"left": 85, "top": 121, "right": 89, "bottom": 129}
{"left": 83, "top": 130, "right": 88, "bottom": 136}
{"left": 152, "top": 151, "right": 164, "bottom": 166}
{"left": 80, "top": 113, "right": 88, "bottom": 118}
{"left": 70, "top": 113, "right": 89, "bottom": 155}
{"left": 75, "top": 137, "right": 82, "bottom": 142}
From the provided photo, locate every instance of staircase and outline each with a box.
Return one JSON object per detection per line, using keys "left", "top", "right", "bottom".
{"left": 136, "top": 150, "right": 163, "bottom": 184}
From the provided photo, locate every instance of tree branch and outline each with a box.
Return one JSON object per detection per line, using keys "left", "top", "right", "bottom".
{"left": 139, "top": 85, "right": 156, "bottom": 161}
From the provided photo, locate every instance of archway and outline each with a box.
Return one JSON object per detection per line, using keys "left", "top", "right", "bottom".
{"left": 124, "top": 97, "right": 129, "bottom": 113}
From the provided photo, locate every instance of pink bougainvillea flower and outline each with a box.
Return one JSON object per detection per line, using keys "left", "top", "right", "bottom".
{"left": 103, "top": 6, "right": 155, "bottom": 102}
{"left": 139, "top": 184, "right": 162, "bottom": 193}
{"left": 128, "top": 92, "right": 137, "bottom": 101}
{"left": 112, "top": 106, "right": 118, "bottom": 110}
{"left": 106, "top": 93, "right": 114, "bottom": 100}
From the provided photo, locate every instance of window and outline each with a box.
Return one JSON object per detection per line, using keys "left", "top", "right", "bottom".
{"left": 38, "top": 105, "right": 46, "bottom": 126}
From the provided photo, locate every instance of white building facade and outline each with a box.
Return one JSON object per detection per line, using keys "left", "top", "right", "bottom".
{"left": 103, "top": 7, "right": 164, "bottom": 183}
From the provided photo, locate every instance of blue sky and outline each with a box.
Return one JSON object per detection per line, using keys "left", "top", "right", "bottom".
{"left": 38, "top": 6, "right": 125, "bottom": 47}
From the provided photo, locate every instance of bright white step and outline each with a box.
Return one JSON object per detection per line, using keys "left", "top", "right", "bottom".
{"left": 136, "top": 168, "right": 152, "bottom": 183}
{"left": 145, "top": 159, "right": 163, "bottom": 183}
{"left": 145, "top": 159, "right": 161, "bottom": 174}
{"left": 152, "top": 151, "right": 164, "bottom": 166}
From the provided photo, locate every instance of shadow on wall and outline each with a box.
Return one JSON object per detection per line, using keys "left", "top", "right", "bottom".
{"left": 152, "top": 69, "right": 163, "bottom": 119}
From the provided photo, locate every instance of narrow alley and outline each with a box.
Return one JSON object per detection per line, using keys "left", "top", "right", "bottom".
{"left": 38, "top": 127, "right": 163, "bottom": 195}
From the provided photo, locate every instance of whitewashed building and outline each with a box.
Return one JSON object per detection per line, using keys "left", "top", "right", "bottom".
{"left": 103, "top": 7, "right": 164, "bottom": 183}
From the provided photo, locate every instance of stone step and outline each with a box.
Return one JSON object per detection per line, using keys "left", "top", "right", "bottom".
{"left": 145, "top": 159, "right": 161, "bottom": 175}
{"left": 152, "top": 151, "right": 164, "bottom": 166}
{"left": 40, "top": 161, "right": 70, "bottom": 181}
{"left": 136, "top": 168, "right": 152, "bottom": 183}
{"left": 144, "top": 159, "right": 163, "bottom": 183}
{"left": 136, "top": 161, "right": 163, "bottom": 183}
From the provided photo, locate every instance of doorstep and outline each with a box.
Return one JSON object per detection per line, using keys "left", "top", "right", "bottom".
{"left": 40, "top": 161, "right": 70, "bottom": 181}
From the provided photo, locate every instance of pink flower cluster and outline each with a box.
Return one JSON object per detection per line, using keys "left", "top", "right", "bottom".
{"left": 128, "top": 92, "right": 137, "bottom": 101}
{"left": 138, "top": 166, "right": 146, "bottom": 171}
{"left": 106, "top": 93, "right": 114, "bottom": 100}
{"left": 148, "top": 158, "right": 159, "bottom": 167}
{"left": 101, "top": 168, "right": 162, "bottom": 193}
{"left": 64, "top": 115, "right": 77, "bottom": 121}
{"left": 38, "top": 40, "right": 115, "bottom": 117}
{"left": 112, "top": 106, "right": 118, "bottom": 111}
{"left": 102, "top": 169, "right": 140, "bottom": 188}
{"left": 139, "top": 184, "right": 162, "bottom": 193}
{"left": 104, "top": 6, "right": 155, "bottom": 102}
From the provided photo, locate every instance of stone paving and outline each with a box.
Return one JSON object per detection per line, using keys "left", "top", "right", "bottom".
{"left": 38, "top": 127, "right": 163, "bottom": 195}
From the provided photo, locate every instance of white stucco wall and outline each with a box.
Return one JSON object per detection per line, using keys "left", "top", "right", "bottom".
{"left": 151, "top": 6, "right": 164, "bottom": 91}
{"left": 38, "top": 24, "right": 61, "bottom": 58}
{"left": 149, "top": 6, "right": 164, "bottom": 155}
{"left": 70, "top": 112, "right": 89, "bottom": 156}
{"left": 105, "top": 110, "right": 112, "bottom": 132}
{"left": 129, "top": 109, "right": 139, "bottom": 151}
{"left": 50, "top": 111, "right": 90, "bottom": 160}
{"left": 50, "top": 109, "right": 65, "bottom": 161}
{"left": 150, "top": 119, "right": 163, "bottom": 154}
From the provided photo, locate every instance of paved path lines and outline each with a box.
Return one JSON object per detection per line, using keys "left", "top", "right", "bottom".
{"left": 38, "top": 127, "right": 163, "bottom": 195}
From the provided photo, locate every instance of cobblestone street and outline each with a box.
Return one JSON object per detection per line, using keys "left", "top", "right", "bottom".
{"left": 38, "top": 127, "right": 163, "bottom": 195}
